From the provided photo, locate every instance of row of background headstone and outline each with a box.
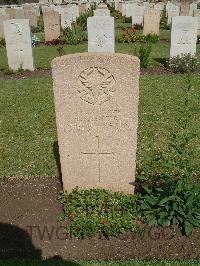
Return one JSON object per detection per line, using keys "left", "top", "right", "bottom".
{"left": 0, "top": 1, "right": 199, "bottom": 71}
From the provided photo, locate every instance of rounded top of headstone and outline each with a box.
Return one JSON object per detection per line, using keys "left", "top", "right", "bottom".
{"left": 51, "top": 52, "right": 140, "bottom": 67}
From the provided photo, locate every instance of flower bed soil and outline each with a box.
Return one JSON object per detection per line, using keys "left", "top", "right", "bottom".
{"left": 0, "top": 177, "right": 199, "bottom": 261}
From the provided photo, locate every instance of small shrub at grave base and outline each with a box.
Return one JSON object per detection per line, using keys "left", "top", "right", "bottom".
{"left": 144, "top": 34, "right": 159, "bottom": 44}
{"left": 167, "top": 54, "right": 199, "bottom": 73}
{"left": 3, "top": 68, "right": 14, "bottom": 75}
{"left": 58, "top": 188, "right": 141, "bottom": 239}
{"left": 45, "top": 39, "right": 64, "bottom": 46}
{"left": 197, "top": 35, "right": 200, "bottom": 44}
{"left": 76, "top": 8, "right": 93, "bottom": 31}
{"left": 0, "top": 38, "right": 6, "bottom": 48}
{"left": 60, "top": 24, "right": 87, "bottom": 45}
{"left": 160, "top": 9, "right": 170, "bottom": 30}
{"left": 117, "top": 27, "right": 159, "bottom": 44}
{"left": 139, "top": 180, "right": 200, "bottom": 236}
{"left": 133, "top": 45, "right": 152, "bottom": 68}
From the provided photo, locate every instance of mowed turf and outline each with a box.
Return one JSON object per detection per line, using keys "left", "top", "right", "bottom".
{"left": 0, "top": 42, "right": 200, "bottom": 70}
{"left": 0, "top": 74, "right": 199, "bottom": 178}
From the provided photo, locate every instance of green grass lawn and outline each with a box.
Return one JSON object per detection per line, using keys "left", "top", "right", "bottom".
{"left": 0, "top": 259, "right": 200, "bottom": 266}
{"left": 1, "top": 42, "right": 200, "bottom": 70}
{"left": 0, "top": 74, "right": 199, "bottom": 178}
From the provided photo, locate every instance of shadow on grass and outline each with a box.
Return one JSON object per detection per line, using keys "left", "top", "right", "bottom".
{"left": 0, "top": 223, "right": 80, "bottom": 265}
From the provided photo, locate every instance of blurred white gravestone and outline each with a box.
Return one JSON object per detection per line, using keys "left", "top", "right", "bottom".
{"left": 194, "top": 9, "right": 200, "bottom": 35}
{"left": 0, "top": 13, "right": 10, "bottom": 37}
{"left": 170, "top": 16, "right": 198, "bottom": 58}
{"left": 4, "top": 19, "right": 34, "bottom": 71}
{"left": 189, "top": 3, "right": 197, "bottom": 16}
{"left": 167, "top": 4, "right": 180, "bottom": 25}
{"left": 61, "top": 5, "right": 79, "bottom": 29}
{"left": 87, "top": 11, "right": 114, "bottom": 52}
{"left": 131, "top": 5, "right": 145, "bottom": 26}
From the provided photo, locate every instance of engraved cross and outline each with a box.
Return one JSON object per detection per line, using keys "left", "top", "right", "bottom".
{"left": 81, "top": 136, "right": 113, "bottom": 182}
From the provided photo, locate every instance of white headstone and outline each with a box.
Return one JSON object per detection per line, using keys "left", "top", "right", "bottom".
{"left": 0, "top": 13, "right": 10, "bottom": 37}
{"left": 94, "top": 8, "right": 110, "bottom": 16}
{"left": 189, "top": 3, "right": 197, "bottom": 16}
{"left": 170, "top": 16, "right": 198, "bottom": 58}
{"left": 131, "top": 5, "right": 145, "bottom": 25}
{"left": 61, "top": 5, "right": 79, "bottom": 29}
{"left": 194, "top": 9, "right": 200, "bottom": 35}
{"left": 87, "top": 13, "right": 114, "bottom": 52}
{"left": 167, "top": 4, "right": 180, "bottom": 25}
{"left": 4, "top": 19, "right": 34, "bottom": 71}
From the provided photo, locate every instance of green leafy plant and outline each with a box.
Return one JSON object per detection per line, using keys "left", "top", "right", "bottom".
{"left": 60, "top": 24, "right": 87, "bottom": 45}
{"left": 58, "top": 188, "right": 141, "bottom": 239}
{"left": 31, "top": 16, "right": 44, "bottom": 33}
{"left": 109, "top": 4, "right": 122, "bottom": 18}
{"left": 160, "top": 9, "right": 170, "bottom": 30}
{"left": 139, "top": 180, "right": 200, "bottom": 236}
{"left": 133, "top": 45, "right": 152, "bottom": 68}
{"left": 144, "top": 33, "right": 159, "bottom": 44}
{"left": 3, "top": 68, "right": 14, "bottom": 75}
{"left": 57, "top": 46, "right": 65, "bottom": 56}
{"left": 0, "top": 38, "right": 6, "bottom": 48}
{"left": 76, "top": 8, "right": 93, "bottom": 31}
{"left": 167, "top": 54, "right": 199, "bottom": 73}
{"left": 138, "top": 74, "right": 200, "bottom": 236}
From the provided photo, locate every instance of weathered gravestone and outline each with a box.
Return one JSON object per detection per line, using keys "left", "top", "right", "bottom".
{"left": 79, "top": 3, "right": 88, "bottom": 14}
{"left": 94, "top": 4, "right": 110, "bottom": 16}
{"left": 131, "top": 5, "right": 145, "bottom": 26}
{"left": 0, "top": 13, "right": 10, "bottom": 38}
{"left": 194, "top": 9, "right": 200, "bottom": 35}
{"left": 143, "top": 9, "right": 160, "bottom": 36}
{"left": 189, "top": 3, "right": 197, "bottom": 16}
{"left": 87, "top": 11, "right": 114, "bottom": 52}
{"left": 4, "top": 19, "right": 34, "bottom": 71}
{"left": 154, "top": 2, "right": 164, "bottom": 12}
{"left": 52, "top": 53, "right": 140, "bottom": 193}
{"left": 170, "top": 16, "right": 198, "bottom": 57}
{"left": 6, "top": 8, "right": 16, "bottom": 19}
{"left": 122, "top": 2, "right": 126, "bottom": 16}
{"left": 43, "top": 11, "right": 60, "bottom": 42}
{"left": 14, "top": 8, "right": 25, "bottom": 19}
{"left": 167, "top": 4, "right": 180, "bottom": 25}
{"left": 94, "top": 8, "right": 110, "bottom": 16}
{"left": 125, "top": 2, "right": 136, "bottom": 18}
{"left": 61, "top": 5, "right": 79, "bottom": 29}
{"left": 24, "top": 9, "right": 37, "bottom": 27}
{"left": 180, "top": 1, "right": 190, "bottom": 16}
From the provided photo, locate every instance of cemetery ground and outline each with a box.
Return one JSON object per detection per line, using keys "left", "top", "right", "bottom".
{"left": 0, "top": 67, "right": 200, "bottom": 264}
{"left": 0, "top": 10, "right": 200, "bottom": 266}
{"left": 1, "top": 41, "right": 200, "bottom": 77}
